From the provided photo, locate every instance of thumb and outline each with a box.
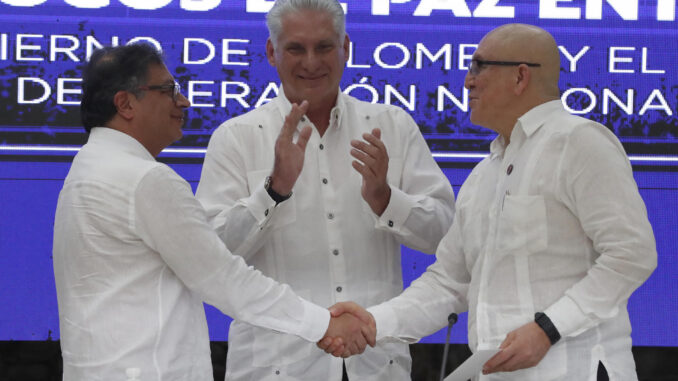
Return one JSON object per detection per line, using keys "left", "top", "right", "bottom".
{"left": 372, "top": 128, "right": 381, "bottom": 139}
{"left": 329, "top": 302, "right": 348, "bottom": 317}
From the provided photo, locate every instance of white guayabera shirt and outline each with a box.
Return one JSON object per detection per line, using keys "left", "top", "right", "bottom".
{"left": 197, "top": 88, "right": 455, "bottom": 380}
{"left": 369, "top": 101, "right": 657, "bottom": 381}
{"left": 53, "top": 127, "right": 329, "bottom": 381}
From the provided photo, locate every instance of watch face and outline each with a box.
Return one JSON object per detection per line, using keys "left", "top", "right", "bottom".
{"left": 264, "top": 175, "right": 272, "bottom": 190}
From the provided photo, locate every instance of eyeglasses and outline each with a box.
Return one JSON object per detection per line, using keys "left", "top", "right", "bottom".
{"left": 137, "top": 81, "right": 181, "bottom": 102}
{"left": 468, "top": 59, "right": 541, "bottom": 76}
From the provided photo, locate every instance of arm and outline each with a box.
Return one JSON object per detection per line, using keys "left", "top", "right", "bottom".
{"left": 135, "top": 165, "right": 328, "bottom": 342}
{"left": 545, "top": 123, "right": 657, "bottom": 339}
{"left": 484, "top": 122, "right": 657, "bottom": 374}
{"left": 353, "top": 109, "right": 455, "bottom": 254}
{"left": 356, "top": 205, "right": 469, "bottom": 344}
{"left": 196, "top": 102, "right": 311, "bottom": 259}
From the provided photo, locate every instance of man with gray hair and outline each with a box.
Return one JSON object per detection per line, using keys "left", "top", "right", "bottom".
{"left": 196, "top": 0, "right": 455, "bottom": 379}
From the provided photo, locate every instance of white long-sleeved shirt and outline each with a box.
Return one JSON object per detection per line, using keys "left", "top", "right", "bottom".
{"left": 369, "top": 101, "right": 657, "bottom": 381}
{"left": 53, "top": 127, "right": 330, "bottom": 381}
{"left": 196, "top": 89, "right": 455, "bottom": 380}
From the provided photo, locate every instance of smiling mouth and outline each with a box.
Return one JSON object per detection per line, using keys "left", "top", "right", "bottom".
{"left": 299, "top": 74, "right": 327, "bottom": 81}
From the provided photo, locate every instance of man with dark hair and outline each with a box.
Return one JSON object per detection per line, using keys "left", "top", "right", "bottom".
{"left": 53, "top": 43, "right": 374, "bottom": 381}
{"left": 196, "top": 0, "right": 455, "bottom": 379}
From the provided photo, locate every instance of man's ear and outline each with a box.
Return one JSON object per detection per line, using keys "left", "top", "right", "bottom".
{"left": 514, "top": 64, "right": 531, "bottom": 96}
{"left": 266, "top": 38, "right": 276, "bottom": 67}
{"left": 113, "top": 90, "right": 134, "bottom": 120}
{"left": 342, "top": 34, "right": 350, "bottom": 64}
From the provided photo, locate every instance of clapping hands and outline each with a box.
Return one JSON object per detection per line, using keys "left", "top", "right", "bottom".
{"left": 317, "top": 302, "right": 377, "bottom": 358}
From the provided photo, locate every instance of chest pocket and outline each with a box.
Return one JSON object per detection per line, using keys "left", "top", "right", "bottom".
{"left": 246, "top": 169, "right": 297, "bottom": 229}
{"left": 496, "top": 195, "right": 548, "bottom": 256}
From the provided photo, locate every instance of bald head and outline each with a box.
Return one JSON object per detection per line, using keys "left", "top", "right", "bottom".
{"left": 483, "top": 24, "right": 560, "bottom": 98}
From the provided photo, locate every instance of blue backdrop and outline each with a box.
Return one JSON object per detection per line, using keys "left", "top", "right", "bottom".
{"left": 1, "top": 0, "right": 676, "bottom": 346}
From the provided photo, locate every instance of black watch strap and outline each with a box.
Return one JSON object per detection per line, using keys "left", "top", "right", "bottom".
{"left": 534, "top": 312, "right": 561, "bottom": 345}
{"left": 264, "top": 176, "right": 292, "bottom": 204}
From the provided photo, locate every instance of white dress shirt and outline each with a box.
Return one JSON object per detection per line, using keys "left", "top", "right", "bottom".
{"left": 53, "top": 127, "right": 330, "bottom": 381}
{"left": 196, "top": 88, "right": 455, "bottom": 380}
{"left": 369, "top": 101, "right": 657, "bottom": 381}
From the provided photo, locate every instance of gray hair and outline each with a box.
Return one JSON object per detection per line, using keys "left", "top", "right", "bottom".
{"left": 266, "top": 0, "right": 345, "bottom": 47}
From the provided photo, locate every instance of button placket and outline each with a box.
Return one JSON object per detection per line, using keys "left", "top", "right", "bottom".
{"left": 317, "top": 135, "right": 347, "bottom": 304}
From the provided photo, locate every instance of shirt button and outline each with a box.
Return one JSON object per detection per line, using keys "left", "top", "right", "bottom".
{"left": 319, "top": 144, "right": 324, "bottom": 150}
{"left": 389, "top": 360, "right": 394, "bottom": 364}
{"left": 264, "top": 209, "right": 269, "bottom": 216}
{"left": 275, "top": 370, "right": 280, "bottom": 375}
{"left": 336, "top": 286, "right": 342, "bottom": 292}
{"left": 328, "top": 213, "right": 334, "bottom": 220}
{"left": 301, "top": 116, "right": 306, "bottom": 122}
{"left": 507, "top": 164, "right": 514, "bottom": 175}
{"left": 333, "top": 249, "right": 339, "bottom": 256}
{"left": 322, "top": 178, "right": 328, "bottom": 184}
{"left": 388, "top": 220, "right": 394, "bottom": 227}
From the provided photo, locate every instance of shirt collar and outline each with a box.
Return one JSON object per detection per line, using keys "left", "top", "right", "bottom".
{"left": 516, "top": 99, "right": 562, "bottom": 138}
{"left": 275, "top": 85, "right": 346, "bottom": 131}
{"left": 489, "top": 99, "right": 562, "bottom": 159}
{"left": 88, "top": 127, "right": 156, "bottom": 161}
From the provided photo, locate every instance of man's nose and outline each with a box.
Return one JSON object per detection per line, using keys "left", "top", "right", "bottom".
{"left": 176, "top": 92, "right": 191, "bottom": 108}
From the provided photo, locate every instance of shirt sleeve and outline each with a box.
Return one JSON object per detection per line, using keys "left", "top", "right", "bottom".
{"left": 369, "top": 202, "right": 470, "bottom": 342}
{"left": 373, "top": 109, "right": 456, "bottom": 254}
{"left": 134, "top": 165, "right": 330, "bottom": 342}
{"left": 545, "top": 122, "right": 657, "bottom": 338}
{"left": 195, "top": 123, "right": 280, "bottom": 260}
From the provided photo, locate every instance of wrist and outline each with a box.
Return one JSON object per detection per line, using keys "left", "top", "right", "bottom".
{"left": 265, "top": 175, "right": 292, "bottom": 204}
{"left": 534, "top": 312, "right": 561, "bottom": 345}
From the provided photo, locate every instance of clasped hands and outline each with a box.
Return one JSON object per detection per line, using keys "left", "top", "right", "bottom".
{"left": 317, "top": 302, "right": 377, "bottom": 358}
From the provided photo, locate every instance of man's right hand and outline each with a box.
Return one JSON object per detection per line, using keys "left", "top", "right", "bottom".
{"left": 270, "top": 101, "right": 313, "bottom": 196}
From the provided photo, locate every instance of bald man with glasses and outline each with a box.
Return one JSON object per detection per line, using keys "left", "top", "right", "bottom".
{"left": 323, "top": 23, "right": 656, "bottom": 381}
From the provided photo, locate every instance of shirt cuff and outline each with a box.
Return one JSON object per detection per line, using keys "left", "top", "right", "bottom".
{"left": 544, "top": 294, "right": 591, "bottom": 338}
{"left": 375, "top": 186, "right": 413, "bottom": 232}
{"left": 248, "top": 178, "right": 278, "bottom": 228}
{"left": 297, "top": 298, "right": 331, "bottom": 342}
{"left": 368, "top": 303, "right": 398, "bottom": 341}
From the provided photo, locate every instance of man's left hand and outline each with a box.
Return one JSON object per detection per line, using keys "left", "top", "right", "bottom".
{"left": 482, "top": 322, "right": 551, "bottom": 374}
{"left": 350, "top": 128, "right": 391, "bottom": 216}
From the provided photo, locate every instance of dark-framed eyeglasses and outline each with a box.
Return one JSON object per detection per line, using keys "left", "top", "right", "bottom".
{"left": 468, "top": 59, "right": 541, "bottom": 76}
{"left": 137, "top": 81, "right": 181, "bottom": 102}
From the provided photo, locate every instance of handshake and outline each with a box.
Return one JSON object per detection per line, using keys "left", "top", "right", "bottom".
{"left": 316, "top": 302, "right": 377, "bottom": 358}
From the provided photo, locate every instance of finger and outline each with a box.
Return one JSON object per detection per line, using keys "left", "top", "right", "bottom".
{"left": 483, "top": 349, "right": 511, "bottom": 374}
{"left": 329, "top": 302, "right": 350, "bottom": 317}
{"left": 317, "top": 336, "right": 333, "bottom": 351}
{"left": 280, "top": 100, "right": 309, "bottom": 140}
{"left": 332, "top": 344, "right": 346, "bottom": 358}
{"left": 354, "top": 333, "right": 367, "bottom": 354}
{"left": 352, "top": 161, "right": 375, "bottom": 180}
{"left": 296, "top": 125, "right": 312, "bottom": 151}
{"left": 351, "top": 139, "right": 381, "bottom": 159}
{"left": 350, "top": 148, "right": 377, "bottom": 169}
{"left": 372, "top": 128, "right": 381, "bottom": 139}
{"left": 362, "top": 131, "right": 387, "bottom": 154}
{"left": 342, "top": 302, "right": 375, "bottom": 325}
{"left": 346, "top": 341, "right": 360, "bottom": 356}
{"left": 361, "top": 323, "right": 377, "bottom": 347}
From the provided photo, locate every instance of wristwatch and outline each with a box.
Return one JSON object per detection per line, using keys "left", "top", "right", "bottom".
{"left": 264, "top": 176, "right": 292, "bottom": 204}
{"left": 534, "top": 312, "right": 561, "bottom": 345}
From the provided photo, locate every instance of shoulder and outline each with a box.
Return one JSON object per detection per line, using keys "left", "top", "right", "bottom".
{"left": 208, "top": 101, "right": 281, "bottom": 145}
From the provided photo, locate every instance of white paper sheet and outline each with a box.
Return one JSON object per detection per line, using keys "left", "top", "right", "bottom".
{"left": 443, "top": 349, "right": 500, "bottom": 381}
